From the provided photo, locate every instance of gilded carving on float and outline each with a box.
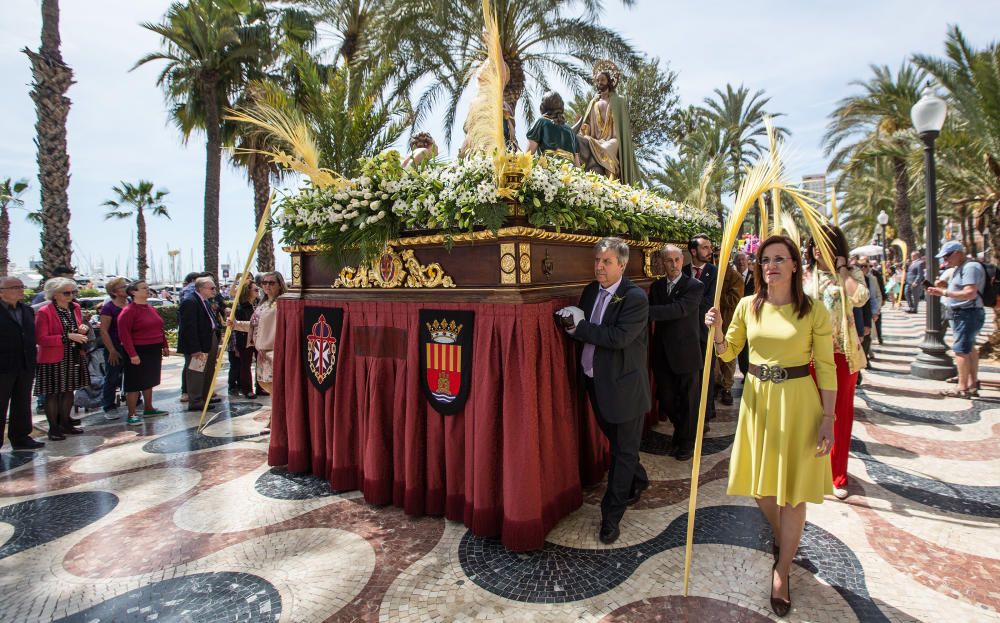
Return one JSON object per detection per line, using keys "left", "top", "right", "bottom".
{"left": 334, "top": 247, "right": 456, "bottom": 289}
{"left": 643, "top": 248, "right": 667, "bottom": 279}
{"left": 290, "top": 254, "right": 302, "bottom": 287}
{"left": 499, "top": 243, "right": 517, "bottom": 285}
{"left": 284, "top": 226, "right": 662, "bottom": 253}
{"left": 518, "top": 242, "right": 531, "bottom": 284}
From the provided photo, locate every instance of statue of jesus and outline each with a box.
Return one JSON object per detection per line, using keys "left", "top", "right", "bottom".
{"left": 572, "top": 60, "right": 639, "bottom": 186}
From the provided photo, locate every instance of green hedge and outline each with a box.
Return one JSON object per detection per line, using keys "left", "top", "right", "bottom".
{"left": 157, "top": 305, "right": 179, "bottom": 333}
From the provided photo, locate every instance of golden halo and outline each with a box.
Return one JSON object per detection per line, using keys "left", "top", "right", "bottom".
{"left": 592, "top": 60, "right": 622, "bottom": 86}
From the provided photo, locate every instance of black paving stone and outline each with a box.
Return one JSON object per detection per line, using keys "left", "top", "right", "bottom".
{"left": 142, "top": 402, "right": 266, "bottom": 454}
{"left": 856, "top": 387, "right": 982, "bottom": 426}
{"left": 851, "top": 439, "right": 1000, "bottom": 517}
{"left": 459, "top": 504, "right": 887, "bottom": 622}
{"left": 641, "top": 430, "right": 734, "bottom": 457}
{"left": 254, "top": 466, "right": 344, "bottom": 500}
{"left": 0, "top": 451, "right": 36, "bottom": 473}
{"left": 53, "top": 571, "right": 282, "bottom": 623}
{"left": 0, "top": 491, "right": 119, "bottom": 560}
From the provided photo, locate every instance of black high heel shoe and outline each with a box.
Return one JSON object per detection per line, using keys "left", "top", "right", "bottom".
{"left": 770, "top": 561, "right": 791, "bottom": 617}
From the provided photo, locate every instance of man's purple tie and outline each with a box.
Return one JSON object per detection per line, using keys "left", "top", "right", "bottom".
{"left": 581, "top": 289, "right": 610, "bottom": 377}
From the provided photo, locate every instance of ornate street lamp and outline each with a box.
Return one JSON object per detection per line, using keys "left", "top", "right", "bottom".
{"left": 910, "top": 86, "right": 956, "bottom": 380}
{"left": 877, "top": 209, "right": 889, "bottom": 258}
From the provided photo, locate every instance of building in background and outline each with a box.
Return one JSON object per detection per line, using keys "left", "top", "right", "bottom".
{"left": 801, "top": 174, "right": 827, "bottom": 216}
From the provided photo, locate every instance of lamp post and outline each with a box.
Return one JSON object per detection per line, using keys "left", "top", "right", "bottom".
{"left": 909, "top": 86, "right": 956, "bottom": 380}
{"left": 876, "top": 209, "right": 889, "bottom": 277}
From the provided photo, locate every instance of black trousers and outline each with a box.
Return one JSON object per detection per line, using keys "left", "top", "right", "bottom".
{"left": 584, "top": 377, "right": 648, "bottom": 528}
{"left": 0, "top": 369, "right": 35, "bottom": 444}
{"left": 652, "top": 353, "right": 699, "bottom": 452}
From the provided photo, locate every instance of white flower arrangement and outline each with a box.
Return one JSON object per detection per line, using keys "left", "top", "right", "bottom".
{"left": 277, "top": 151, "right": 718, "bottom": 252}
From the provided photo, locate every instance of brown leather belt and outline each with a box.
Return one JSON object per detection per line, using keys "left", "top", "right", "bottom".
{"left": 748, "top": 363, "right": 810, "bottom": 384}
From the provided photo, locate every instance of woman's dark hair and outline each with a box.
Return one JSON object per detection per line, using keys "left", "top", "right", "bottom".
{"left": 539, "top": 91, "right": 566, "bottom": 125}
{"left": 805, "top": 224, "right": 850, "bottom": 270}
{"left": 238, "top": 282, "right": 256, "bottom": 305}
{"left": 752, "top": 235, "right": 812, "bottom": 320}
{"left": 126, "top": 280, "right": 146, "bottom": 299}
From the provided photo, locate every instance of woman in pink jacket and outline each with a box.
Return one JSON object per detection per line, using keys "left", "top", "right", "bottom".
{"left": 34, "top": 277, "right": 90, "bottom": 440}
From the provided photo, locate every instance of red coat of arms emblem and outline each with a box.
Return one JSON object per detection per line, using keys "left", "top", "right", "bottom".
{"left": 303, "top": 307, "right": 344, "bottom": 392}
{"left": 419, "top": 310, "right": 474, "bottom": 415}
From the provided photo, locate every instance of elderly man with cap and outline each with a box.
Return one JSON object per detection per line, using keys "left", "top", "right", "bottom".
{"left": 0, "top": 277, "right": 45, "bottom": 449}
{"left": 926, "top": 241, "right": 987, "bottom": 398}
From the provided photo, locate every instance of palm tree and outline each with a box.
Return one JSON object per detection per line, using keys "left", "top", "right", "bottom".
{"left": 0, "top": 178, "right": 29, "bottom": 277}
{"left": 405, "top": 0, "right": 640, "bottom": 145}
{"left": 651, "top": 111, "right": 728, "bottom": 226}
{"left": 824, "top": 63, "right": 926, "bottom": 252}
{"left": 914, "top": 26, "right": 1000, "bottom": 264}
{"left": 135, "top": 0, "right": 264, "bottom": 277}
{"left": 102, "top": 181, "right": 171, "bottom": 281}
{"left": 22, "top": 0, "right": 74, "bottom": 278}
{"left": 700, "top": 84, "right": 787, "bottom": 230}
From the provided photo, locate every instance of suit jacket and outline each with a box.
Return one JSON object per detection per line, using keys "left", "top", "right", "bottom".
{"left": 719, "top": 265, "right": 744, "bottom": 329}
{"left": 573, "top": 277, "right": 651, "bottom": 423}
{"left": 35, "top": 302, "right": 83, "bottom": 365}
{"left": 179, "top": 295, "right": 216, "bottom": 355}
{"left": 648, "top": 274, "right": 704, "bottom": 374}
{"left": 740, "top": 269, "right": 755, "bottom": 297}
{"left": 683, "top": 262, "right": 717, "bottom": 342}
{"left": 0, "top": 301, "right": 37, "bottom": 373}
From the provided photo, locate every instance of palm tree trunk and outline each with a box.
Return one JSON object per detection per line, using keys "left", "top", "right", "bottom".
{"left": 136, "top": 208, "right": 147, "bottom": 281}
{"left": 23, "top": 0, "right": 74, "bottom": 278}
{"left": 250, "top": 159, "right": 274, "bottom": 272}
{"left": 0, "top": 206, "right": 9, "bottom": 277}
{"left": 201, "top": 76, "right": 222, "bottom": 278}
{"left": 503, "top": 56, "right": 524, "bottom": 107}
{"left": 891, "top": 156, "right": 915, "bottom": 252}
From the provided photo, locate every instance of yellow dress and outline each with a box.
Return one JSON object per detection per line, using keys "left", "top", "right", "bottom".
{"left": 718, "top": 297, "right": 837, "bottom": 506}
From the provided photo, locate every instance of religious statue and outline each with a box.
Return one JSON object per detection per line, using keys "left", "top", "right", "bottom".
{"left": 402, "top": 132, "right": 438, "bottom": 168}
{"left": 525, "top": 91, "right": 579, "bottom": 166}
{"left": 572, "top": 60, "right": 638, "bottom": 186}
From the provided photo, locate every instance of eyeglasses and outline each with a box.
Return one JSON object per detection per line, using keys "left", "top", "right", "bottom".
{"left": 759, "top": 256, "right": 789, "bottom": 266}
{"left": 58, "top": 290, "right": 77, "bottom": 296}
{"left": 261, "top": 280, "right": 277, "bottom": 285}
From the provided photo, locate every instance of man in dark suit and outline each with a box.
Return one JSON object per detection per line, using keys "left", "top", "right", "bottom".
{"left": 178, "top": 276, "right": 222, "bottom": 411}
{"left": 560, "top": 237, "right": 651, "bottom": 545}
{"left": 648, "top": 245, "right": 704, "bottom": 460}
{"left": 733, "top": 252, "right": 755, "bottom": 379}
{"left": 683, "top": 234, "right": 717, "bottom": 419}
{"left": 0, "top": 277, "right": 44, "bottom": 449}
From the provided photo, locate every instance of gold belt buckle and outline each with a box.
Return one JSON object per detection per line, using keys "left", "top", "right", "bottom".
{"left": 758, "top": 363, "right": 788, "bottom": 383}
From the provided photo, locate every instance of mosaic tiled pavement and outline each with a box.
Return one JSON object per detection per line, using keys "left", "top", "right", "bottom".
{"left": 1, "top": 305, "right": 997, "bottom": 622}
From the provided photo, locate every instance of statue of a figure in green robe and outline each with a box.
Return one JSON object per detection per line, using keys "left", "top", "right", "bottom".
{"left": 572, "top": 61, "right": 639, "bottom": 186}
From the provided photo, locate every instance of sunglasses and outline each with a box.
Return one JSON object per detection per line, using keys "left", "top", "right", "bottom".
{"left": 261, "top": 280, "right": 277, "bottom": 285}
{"left": 58, "top": 290, "right": 77, "bottom": 296}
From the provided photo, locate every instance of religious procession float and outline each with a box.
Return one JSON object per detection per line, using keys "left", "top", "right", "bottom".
{"left": 234, "top": 0, "right": 720, "bottom": 551}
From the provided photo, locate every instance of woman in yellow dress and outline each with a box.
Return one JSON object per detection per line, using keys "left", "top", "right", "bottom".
{"left": 705, "top": 234, "right": 837, "bottom": 617}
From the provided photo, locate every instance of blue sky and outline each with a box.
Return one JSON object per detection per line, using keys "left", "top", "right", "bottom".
{"left": 2, "top": 1, "right": 997, "bottom": 279}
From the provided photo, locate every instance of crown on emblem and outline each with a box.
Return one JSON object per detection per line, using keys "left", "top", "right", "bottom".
{"left": 426, "top": 319, "right": 462, "bottom": 344}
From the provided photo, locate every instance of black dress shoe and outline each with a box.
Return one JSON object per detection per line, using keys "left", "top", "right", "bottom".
{"left": 47, "top": 430, "right": 66, "bottom": 441}
{"left": 626, "top": 480, "right": 650, "bottom": 506}
{"left": 675, "top": 448, "right": 694, "bottom": 461}
{"left": 599, "top": 523, "right": 620, "bottom": 545}
{"left": 770, "top": 561, "right": 791, "bottom": 617}
{"left": 187, "top": 403, "right": 206, "bottom": 412}
{"left": 11, "top": 438, "right": 45, "bottom": 450}
{"left": 718, "top": 388, "right": 734, "bottom": 406}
